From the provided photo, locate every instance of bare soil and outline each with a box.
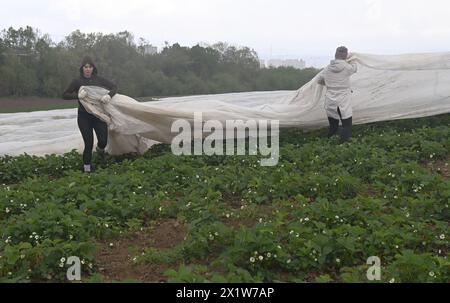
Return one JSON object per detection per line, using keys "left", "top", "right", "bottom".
{"left": 95, "top": 218, "right": 187, "bottom": 282}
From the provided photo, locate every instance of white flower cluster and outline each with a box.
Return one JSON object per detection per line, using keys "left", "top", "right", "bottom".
{"left": 249, "top": 251, "right": 276, "bottom": 264}
{"left": 412, "top": 183, "right": 425, "bottom": 193}
{"left": 28, "top": 232, "right": 42, "bottom": 244}
{"left": 289, "top": 230, "right": 300, "bottom": 238}
{"left": 208, "top": 232, "right": 219, "bottom": 241}
{"left": 59, "top": 257, "right": 66, "bottom": 268}
{"left": 5, "top": 236, "right": 12, "bottom": 244}
{"left": 299, "top": 217, "right": 310, "bottom": 223}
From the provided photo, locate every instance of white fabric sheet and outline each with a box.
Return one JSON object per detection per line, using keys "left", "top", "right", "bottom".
{"left": 1, "top": 52, "right": 450, "bottom": 156}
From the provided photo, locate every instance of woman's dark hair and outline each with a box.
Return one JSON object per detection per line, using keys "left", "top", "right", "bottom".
{"left": 79, "top": 56, "right": 98, "bottom": 76}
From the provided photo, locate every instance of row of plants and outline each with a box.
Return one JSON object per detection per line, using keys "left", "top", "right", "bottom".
{"left": 0, "top": 114, "right": 449, "bottom": 282}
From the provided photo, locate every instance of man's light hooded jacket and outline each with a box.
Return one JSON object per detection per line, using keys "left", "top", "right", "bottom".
{"left": 317, "top": 59, "right": 357, "bottom": 120}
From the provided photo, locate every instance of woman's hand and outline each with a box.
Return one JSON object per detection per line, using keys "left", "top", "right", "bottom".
{"left": 100, "top": 94, "right": 112, "bottom": 104}
{"left": 78, "top": 88, "right": 87, "bottom": 99}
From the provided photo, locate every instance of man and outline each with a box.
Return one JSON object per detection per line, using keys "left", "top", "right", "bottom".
{"left": 317, "top": 46, "right": 357, "bottom": 144}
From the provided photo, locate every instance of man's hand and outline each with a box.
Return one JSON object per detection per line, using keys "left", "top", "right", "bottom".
{"left": 100, "top": 94, "right": 112, "bottom": 104}
{"left": 346, "top": 52, "right": 357, "bottom": 62}
{"left": 78, "top": 88, "right": 87, "bottom": 99}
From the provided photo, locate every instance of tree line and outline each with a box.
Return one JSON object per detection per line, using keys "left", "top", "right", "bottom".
{"left": 0, "top": 26, "right": 319, "bottom": 98}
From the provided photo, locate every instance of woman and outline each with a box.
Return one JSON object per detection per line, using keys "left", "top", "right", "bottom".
{"left": 62, "top": 56, "right": 118, "bottom": 173}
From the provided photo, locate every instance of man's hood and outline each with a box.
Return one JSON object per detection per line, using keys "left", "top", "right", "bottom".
{"left": 328, "top": 59, "right": 347, "bottom": 73}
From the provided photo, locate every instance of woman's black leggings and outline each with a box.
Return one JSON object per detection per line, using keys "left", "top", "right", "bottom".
{"left": 77, "top": 111, "right": 108, "bottom": 165}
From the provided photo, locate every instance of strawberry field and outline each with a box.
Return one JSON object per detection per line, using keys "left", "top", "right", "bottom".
{"left": 0, "top": 114, "right": 449, "bottom": 283}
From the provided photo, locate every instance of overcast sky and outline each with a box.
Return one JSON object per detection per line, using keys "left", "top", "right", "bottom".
{"left": 2, "top": 0, "right": 450, "bottom": 66}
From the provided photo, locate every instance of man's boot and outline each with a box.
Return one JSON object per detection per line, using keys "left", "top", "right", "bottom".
{"left": 339, "top": 116, "right": 352, "bottom": 144}
{"left": 327, "top": 117, "right": 340, "bottom": 138}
